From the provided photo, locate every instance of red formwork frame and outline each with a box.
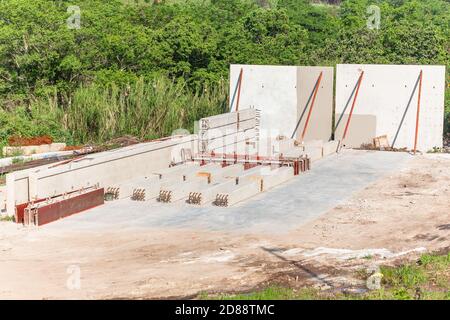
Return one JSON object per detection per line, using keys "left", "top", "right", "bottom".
{"left": 15, "top": 198, "right": 46, "bottom": 224}
{"left": 24, "top": 188, "right": 104, "bottom": 226}
{"left": 14, "top": 187, "right": 92, "bottom": 224}
{"left": 236, "top": 68, "right": 243, "bottom": 113}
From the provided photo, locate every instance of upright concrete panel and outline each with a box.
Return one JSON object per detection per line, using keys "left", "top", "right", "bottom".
{"left": 230, "top": 64, "right": 334, "bottom": 143}
{"left": 335, "top": 64, "right": 446, "bottom": 151}
{"left": 295, "top": 67, "right": 334, "bottom": 142}
{"left": 230, "top": 64, "right": 298, "bottom": 139}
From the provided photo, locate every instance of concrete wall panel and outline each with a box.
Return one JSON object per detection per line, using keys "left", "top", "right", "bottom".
{"left": 230, "top": 64, "right": 334, "bottom": 142}
{"left": 296, "top": 67, "right": 334, "bottom": 142}
{"left": 336, "top": 64, "right": 446, "bottom": 151}
{"left": 230, "top": 64, "right": 298, "bottom": 139}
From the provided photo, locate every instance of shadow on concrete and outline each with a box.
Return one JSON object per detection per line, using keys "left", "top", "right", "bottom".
{"left": 260, "top": 246, "right": 335, "bottom": 288}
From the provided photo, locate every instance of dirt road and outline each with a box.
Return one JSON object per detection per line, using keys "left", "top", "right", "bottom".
{"left": 0, "top": 152, "right": 448, "bottom": 299}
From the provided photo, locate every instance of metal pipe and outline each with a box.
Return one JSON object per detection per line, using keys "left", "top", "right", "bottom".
{"left": 342, "top": 71, "right": 364, "bottom": 141}
{"left": 413, "top": 70, "right": 423, "bottom": 154}
{"left": 301, "top": 72, "right": 323, "bottom": 140}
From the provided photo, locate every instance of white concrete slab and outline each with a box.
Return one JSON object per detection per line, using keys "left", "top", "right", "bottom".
{"left": 335, "top": 64, "right": 446, "bottom": 151}
{"left": 230, "top": 64, "right": 334, "bottom": 142}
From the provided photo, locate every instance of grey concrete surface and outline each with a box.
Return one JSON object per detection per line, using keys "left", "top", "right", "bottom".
{"left": 44, "top": 150, "right": 412, "bottom": 234}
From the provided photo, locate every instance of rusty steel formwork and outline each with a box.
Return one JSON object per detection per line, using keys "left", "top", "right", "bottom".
{"left": 187, "top": 192, "right": 202, "bottom": 205}
{"left": 157, "top": 190, "right": 172, "bottom": 203}
{"left": 214, "top": 194, "right": 229, "bottom": 207}
{"left": 23, "top": 187, "right": 104, "bottom": 226}
{"left": 131, "top": 188, "right": 146, "bottom": 201}
{"left": 105, "top": 187, "right": 120, "bottom": 201}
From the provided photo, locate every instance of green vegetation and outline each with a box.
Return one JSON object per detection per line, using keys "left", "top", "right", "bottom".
{"left": 0, "top": 215, "right": 15, "bottom": 222}
{"left": 202, "top": 252, "right": 450, "bottom": 300}
{"left": 0, "top": 0, "right": 449, "bottom": 147}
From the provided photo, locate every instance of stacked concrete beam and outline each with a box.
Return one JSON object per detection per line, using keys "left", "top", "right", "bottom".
{"left": 198, "top": 109, "right": 260, "bottom": 155}
{"left": 6, "top": 135, "right": 198, "bottom": 216}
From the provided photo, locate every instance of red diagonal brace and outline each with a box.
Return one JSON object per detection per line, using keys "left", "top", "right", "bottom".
{"left": 301, "top": 72, "right": 323, "bottom": 141}
{"left": 342, "top": 71, "right": 364, "bottom": 141}
{"left": 236, "top": 68, "right": 243, "bottom": 112}
{"left": 413, "top": 70, "right": 423, "bottom": 155}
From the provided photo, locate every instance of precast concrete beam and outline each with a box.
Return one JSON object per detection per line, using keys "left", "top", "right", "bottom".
{"left": 153, "top": 162, "right": 199, "bottom": 180}
{"left": 26, "top": 135, "right": 198, "bottom": 204}
{"left": 214, "top": 180, "right": 261, "bottom": 207}
{"left": 187, "top": 179, "right": 238, "bottom": 206}
{"left": 261, "top": 167, "right": 294, "bottom": 191}
{"left": 158, "top": 177, "right": 211, "bottom": 203}
{"left": 182, "top": 163, "right": 222, "bottom": 181}
{"left": 199, "top": 119, "right": 256, "bottom": 139}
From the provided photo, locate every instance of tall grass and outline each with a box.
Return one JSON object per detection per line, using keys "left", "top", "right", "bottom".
{"left": 31, "top": 76, "right": 228, "bottom": 144}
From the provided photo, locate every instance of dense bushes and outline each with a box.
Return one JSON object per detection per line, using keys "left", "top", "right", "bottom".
{"left": 0, "top": 0, "right": 448, "bottom": 147}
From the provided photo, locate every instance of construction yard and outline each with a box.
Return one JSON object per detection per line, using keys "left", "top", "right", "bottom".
{"left": 0, "top": 150, "right": 448, "bottom": 299}
{"left": 0, "top": 63, "right": 448, "bottom": 300}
